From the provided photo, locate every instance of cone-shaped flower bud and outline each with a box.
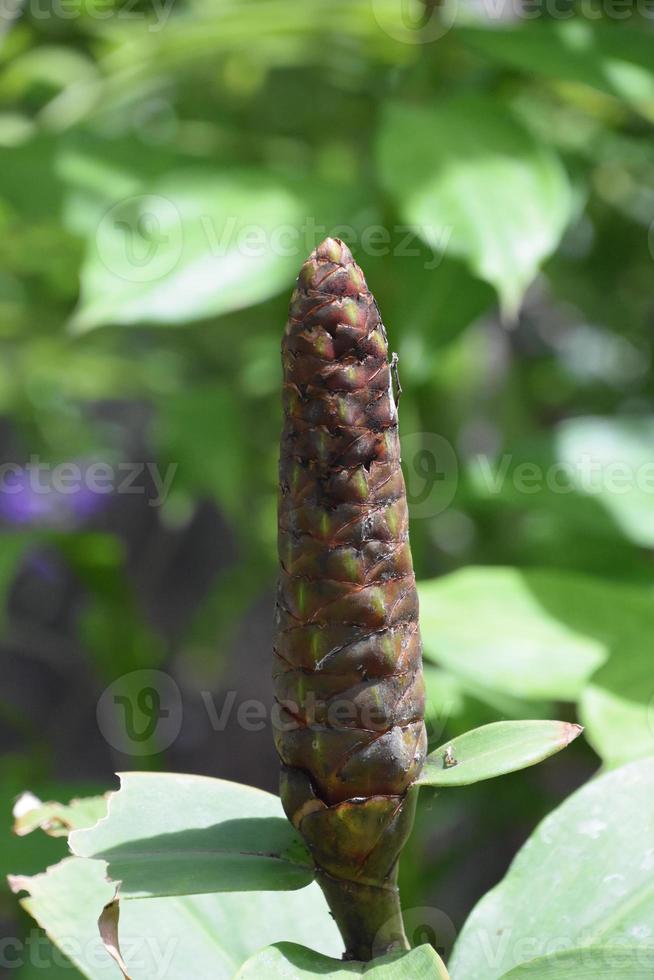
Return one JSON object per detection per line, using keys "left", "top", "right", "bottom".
{"left": 274, "top": 238, "right": 426, "bottom": 961}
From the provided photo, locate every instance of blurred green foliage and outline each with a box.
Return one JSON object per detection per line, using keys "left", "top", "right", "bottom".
{"left": 2, "top": 0, "right": 654, "bottom": 973}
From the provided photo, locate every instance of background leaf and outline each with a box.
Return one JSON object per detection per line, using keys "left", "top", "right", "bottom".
{"left": 420, "top": 567, "right": 654, "bottom": 766}
{"left": 498, "top": 947, "right": 654, "bottom": 979}
{"left": 458, "top": 23, "right": 654, "bottom": 115}
{"left": 418, "top": 567, "right": 608, "bottom": 702}
{"left": 377, "top": 98, "right": 573, "bottom": 315}
{"left": 71, "top": 172, "right": 307, "bottom": 331}
{"left": 555, "top": 416, "right": 654, "bottom": 549}
{"left": 13, "top": 792, "right": 107, "bottom": 838}
{"left": 449, "top": 758, "right": 654, "bottom": 980}
{"left": 580, "top": 677, "right": 654, "bottom": 770}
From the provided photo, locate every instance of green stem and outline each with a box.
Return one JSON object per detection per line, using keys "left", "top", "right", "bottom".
{"left": 317, "top": 864, "right": 410, "bottom": 962}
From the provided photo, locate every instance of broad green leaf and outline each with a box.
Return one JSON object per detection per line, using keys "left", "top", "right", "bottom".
{"left": 70, "top": 772, "right": 314, "bottom": 897}
{"left": 10, "top": 857, "right": 341, "bottom": 980}
{"left": 418, "top": 567, "right": 608, "bottom": 701}
{"left": 13, "top": 792, "right": 107, "bottom": 838}
{"left": 449, "top": 758, "right": 654, "bottom": 980}
{"left": 9, "top": 859, "right": 118, "bottom": 979}
{"left": 236, "top": 941, "right": 450, "bottom": 978}
{"left": 2, "top": 777, "right": 108, "bottom": 894}
{"left": 377, "top": 99, "right": 572, "bottom": 316}
{"left": 466, "top": 431, "right": 654, "bottom": 577}
{"left": 555, "top": 416, "right": 654, "bottom": 549}
{"left": 458, "top": 22, "right": 654, "bottom": 117}
{"left": 424, "top": 658, "right": 553, "bottom": 724}
{"left": 1, "top": 782, "right": 66, "bottom": 899}
{"left": 499, "top": 947, "right": 654, "bottom": 979}
{"left": 57, "top": 132, "right": 192, "bottom": 239}
{"left": 8, "top": 789, "right": 110, "bottom": 978}
{"left": 417, "top": 721, "right": 582, "bottom": 788}
{"left": 419, "top": 567, "right": 654, "bottom": 764}
{"left": 465, "top": 433, "right": 654, "bottom": 582}
{"left": 423, "top": 664, "right": 465, "bottom": 736}
{"left": 71, "top": 171, "right": 307, "bottom": 331}
{"left": 580, "top": 676, "right": 654, "bottom": 770}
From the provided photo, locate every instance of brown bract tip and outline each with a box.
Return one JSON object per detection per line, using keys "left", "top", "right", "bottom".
{"left": 298, "top": 237, "right": 366, "bottom": 297}
{"left": 564, "top": 722, "right": 584, "bottom": 745}
{"left": 317, "top": 237, "right": 352, "bottom": 264}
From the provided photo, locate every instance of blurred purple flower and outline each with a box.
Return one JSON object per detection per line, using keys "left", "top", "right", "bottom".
{"left": 0, "top": 463, "right": 109, "bottom": 528}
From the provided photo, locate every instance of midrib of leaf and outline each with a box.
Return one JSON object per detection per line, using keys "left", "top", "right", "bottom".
{"left": 101, "top": 847, "right": 310, "bottom": 867}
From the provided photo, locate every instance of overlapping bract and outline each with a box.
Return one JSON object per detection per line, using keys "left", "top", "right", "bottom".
{"left": 273, "top": 238, "right": 426, "bottom": 960}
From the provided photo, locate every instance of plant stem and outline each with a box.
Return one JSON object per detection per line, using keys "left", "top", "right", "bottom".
{"left": 317, "top": 864, "right": 410, "bottom": 961}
